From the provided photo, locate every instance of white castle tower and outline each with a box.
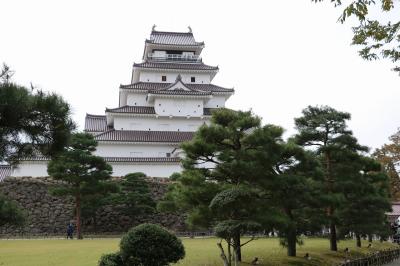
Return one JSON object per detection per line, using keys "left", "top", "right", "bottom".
{"left": 8, "top": 27, "right": 234, "bottom": 178}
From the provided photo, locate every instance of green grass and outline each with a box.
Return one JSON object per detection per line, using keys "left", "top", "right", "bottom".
{"left": 0, "top": 237, "right": 396, "bottom": 266}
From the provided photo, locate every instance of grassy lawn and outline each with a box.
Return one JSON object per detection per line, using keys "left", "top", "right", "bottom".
{"left": 0, "top": 237, "right": 397, "bottom": 266}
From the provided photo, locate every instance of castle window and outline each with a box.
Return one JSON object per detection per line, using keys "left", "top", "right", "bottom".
{"left": 162, "top": 75, "right": 167, "bottom": 82}
{"left": 159, "top": 103, "right": 161, "bottom": 106}
{"left": 191, "top": 77, "right": 195, "bottom": 83}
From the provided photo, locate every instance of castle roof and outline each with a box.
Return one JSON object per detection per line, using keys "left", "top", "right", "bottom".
{"left": 95, "top": 130, "right": 194, "bottom": 143}
{"left": 14, "top": 157, "right": 180, "bottom": 164}
{"left": 146, "top": 30, "right": 204, "bottom": 47}
{"left": 106, "top": 106, "right": 155, "bottom": 114}
{"left": 84, "top": 114, "right": 110, "bottom": 132}
{"left": 120, "top": 82, "right": 233, "bottom": 93}
{"left": 133, "top": 62, "right": 218, "bottom": 71}
{"left": 105, "top": 105, "right": 216, "bottom": 116}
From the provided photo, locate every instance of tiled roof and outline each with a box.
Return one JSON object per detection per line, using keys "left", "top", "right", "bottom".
{"left": 95, "top": 130, "right": 194, "bottom": 143}
{"left": 147, "top": 30, "right": 204, "bottom": 46}
{"left": 105, "top": 105, "right": 216, "bottom": 116}
{"left": 84, "top": 114, "right": 109, "bottom": 132}
{"left": 106, "top": 106, "right": 155, "bottom": 114}
{"left": 149, "top": 89, "right": 212, "bottom": 96}
{"left": 133, "top": 62, "right": 218, "bottom": 71}
{"left": 11, "top": 156, "right": 180, "bottom": 164}
{"left": 120, "top": 82, "right": 234, "bottom": 93}
{"left": 104, "top": 157, "right": 180, "bottom": 163}
{"left": 0, "top": 165, "right": 11, "bottom": 181}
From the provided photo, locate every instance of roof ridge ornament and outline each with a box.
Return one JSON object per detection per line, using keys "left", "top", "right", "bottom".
{"left": 188, "top": 26, "right": 192, "bottom": 33}
{"left": 176, "top": 74, "right": 182, "bottom": 82}
{"left": 152, "top": 24, "right": 157, "bottom": 31}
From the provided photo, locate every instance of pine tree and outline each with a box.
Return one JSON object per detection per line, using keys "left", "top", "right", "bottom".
{"left": 47, "top": 133, "right": 114, "bottom": 239}
{"left": 294, "top": 105, "right": 368, "bottom": 251}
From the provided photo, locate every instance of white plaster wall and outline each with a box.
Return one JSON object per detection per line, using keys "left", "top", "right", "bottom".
{"left": 11, "top": 162, "right": 48, "bottom": 177}
{"left": 94, "top": 143, "right": 177, "bottom": 157}
{"left": 10, "top": 161, "right": 181, "bottom": 178}
{"left": 110, "top": 163, "right": 182, "bottom": 178}
{"left": 154, "top": 98, "right": 203, "bottom": 117}
{"left": 113, "top": 116, "right": 207, "bottom": 131}
{"left": 204, "top": 96, "right": 226, "bottom": 108}
{"left": 126, "top": 93, "right": 150, "bottom": 106}
{"left": 139, "top": 71, "right": 210, "bottom": 84}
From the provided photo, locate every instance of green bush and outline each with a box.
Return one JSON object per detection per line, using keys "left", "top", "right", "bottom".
{"left": 120, "top": 223, "right": 185, "bottom": 266}
{"left": 98, "top": 252, "right": 123, "bottom": 266}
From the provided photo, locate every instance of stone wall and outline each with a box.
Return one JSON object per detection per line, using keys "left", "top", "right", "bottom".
{"left": 0, "top": 176, "right": 185, "bottom": 237}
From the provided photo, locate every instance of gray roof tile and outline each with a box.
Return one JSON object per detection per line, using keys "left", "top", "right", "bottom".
{"left": 84, "top": 114, "right": 109, "bottom": 132}
{"left": 147, "top": 30, "right": 204, "bottom": 46}
{"left": 95, "top": 130, "right": 194, "bottom": 143}
{"left": 104, "top": 157, "right": 180, "bottom": 163}
{"left": 133, "top": 62, "right": 218, "bottom": 71}
{"left": 106, "top": 105, "right": 216, "bottom": 116}
{"left": 120, "top": 82, "right": 233, "bottom": 93}
{"left": 106, "top": 106, "right": 155, "bottom": 114}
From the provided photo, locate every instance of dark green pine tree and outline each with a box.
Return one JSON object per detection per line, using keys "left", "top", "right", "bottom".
{"left": 181, "top": 108, "right": 265, "bottom": 262}
{"left": 247, "top": 126, "right": 324, "bottom": 257}
{"left": 337, "top": 155, "right": 392, "bottom": 247}
{"left": 47, "top": 133, "right": 114, "bottom": 239}
{"left": 294, "top": 105, "right": 369, "bottom": 251}
{"left": 160, "top": 109, "right": 263, "bottom": 262}
{"left": 0, "top": 64, "right": 75, "bottom": 163}
{"left": 157, "top": 170, "right": 222, "bottom": 231}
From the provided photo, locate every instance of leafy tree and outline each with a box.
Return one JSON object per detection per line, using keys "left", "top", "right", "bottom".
{"left": 250, "top": 135, "right": 324, "bottom": 257}
{"left": 109, "top": 172, "right": 155, "bottom": 219}
{"left": 157, "top": 171, "right": 223, "bottom": 230}
{"left": 313, "top": 0, "right": 400, "bottom": 74}
{"left": 0, "top": 64, "right": 75, "bottom": 163}
{"left": 99, "top": 223, "right": 185, "bottom": 266}
{"left": 210, "top": 187, "right": 263, "bottom": 265}
{"left": 374, "top": 128, "right": 400, "bottom": 200}
{"left": 0, "top": 194, "right": 25, "bottom": 227}
{"left": 294, "top": 105, "right": 369, "bottom": 251}
{"left": 47, "top": 133, "right": 114, "bottom": 239}
{"left": 337, "top": 155, "right": 391, "bottom": 247}
{"left": 179, "top": 109, "right": 266, "bottom": 261}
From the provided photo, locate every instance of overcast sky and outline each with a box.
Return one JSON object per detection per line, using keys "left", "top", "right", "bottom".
{"left": 1, "top": 0, "right": 399, "bottom": 151}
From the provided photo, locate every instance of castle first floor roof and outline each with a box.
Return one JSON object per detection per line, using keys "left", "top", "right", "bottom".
{"left": 146, "top": 29, "right": 204, "bottom": 47}
{"left": 1, "top": 156, "right": 181, "bottom": 166}
{"left": 94, "top": 130, "right": 194, "bottom": 143}
{"left": 120, "top": 82, "right": 233, "bottom": 93}
{"left": 133, "top": 61, "right": 218, "bottom": 71}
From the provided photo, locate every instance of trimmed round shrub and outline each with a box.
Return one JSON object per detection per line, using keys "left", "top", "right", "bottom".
{"left": 120, "top": 223, "right": 185, "bottom": 266}
{"left": 98, "top": 252, "right": 123, "bottom": 266}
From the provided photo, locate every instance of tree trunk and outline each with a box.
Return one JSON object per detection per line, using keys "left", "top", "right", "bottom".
{"left": 233, "top": 232, "right": 241, "bottom": 262}
{"left": 330, "top": 222, "right": 337, "bottom": 251}
{"left": 287, "top": 229, "right": 297, "bottom": 257}
{"left": 326, "top": 152, "right": 337, "bottom": 252}
{"left": 356, "top": 233, "right": 361, "bottom": 248}
{"left": 76, "top": 194, "right": 82, "bottom": 240}
{"left": 217, "top": 242, "right": 230, "bottom": 266}
{"left": 368, "top": 234, "right": 373, "bottom": 242}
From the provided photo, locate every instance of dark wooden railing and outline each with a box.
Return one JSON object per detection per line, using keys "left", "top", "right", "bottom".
{"left": 339, "top": 248, "right": 400, "bottom": 266}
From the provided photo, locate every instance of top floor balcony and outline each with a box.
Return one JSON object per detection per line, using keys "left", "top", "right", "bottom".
{"left": 147, "top": 53, "right": 202, "bottom": 62}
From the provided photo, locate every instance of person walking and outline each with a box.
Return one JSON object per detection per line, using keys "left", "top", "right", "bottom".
{"left": 67, "top": 222, "right": 74, "bottom": 239}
